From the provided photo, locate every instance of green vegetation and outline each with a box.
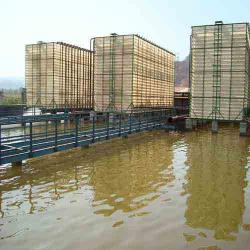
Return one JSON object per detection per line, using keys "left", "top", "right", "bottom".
{"left": 0, "top": 88, "right": 25, "bottom": 105}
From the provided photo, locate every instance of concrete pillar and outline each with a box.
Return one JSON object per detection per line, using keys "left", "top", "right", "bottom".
{"left": 192, "top": 119, "right": 197, "bottom": 128}
{"left": 185, "top": 118, "right": 192, "bottom": 130}
{"left": 109, "top": 113, "right": 115, "bottom": 127}
{"left": 240, "top": 122, "right": 247, "bottom": 136}
{"left": 211, "top": 120, "right": 218, "bottom": 133}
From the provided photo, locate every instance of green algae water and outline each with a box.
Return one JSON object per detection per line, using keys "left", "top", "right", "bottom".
{"left": 0, "top": 125, "right": 250, "bottom": 250}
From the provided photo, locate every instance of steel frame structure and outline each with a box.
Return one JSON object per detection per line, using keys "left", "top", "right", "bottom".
{"left": 0, "top": 109, "right": 173, "bottom": 165}
{"left": 190, "top": 22, "right": 250, "bottom": 121}
{"left": 91, "top": 34, "right": 175, "bottom": 112}
{"left": 25, "top": 42, "right": 94, "bottom": 111}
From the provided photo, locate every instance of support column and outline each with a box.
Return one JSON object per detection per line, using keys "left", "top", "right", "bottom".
{"left": 75, "top": 116, "right": 79, "bottom": 147}
{"left": 185, "top": 118, "right": 193, "bottom": 130}
{"left": 109, "top": 112, "right": 115, "bottom": 129}
{"left": 54, "top": 120, "right": 58, "bottom": 151}
{"left": 90, "top": 111, "right": 96, "bottom": 143}
{"left": 129, "top": 113, "right": 132, "bottom": 134}
{"left": 118, "top": 114, "right": 122, "bottom": 136}
{"left": 192, "top": 119, "right": 197, "bottom": 128}
{"left": 240, "top": 121, "right": 248, "bottom": 136}
{"left": 106, "top": 113, "right": 110, "bottom": 139}
{"left": 29, "top": 122, "right": 33, "bottom": 156}
{"left": 211, "top": 120, "right": 219, "bottom": 133}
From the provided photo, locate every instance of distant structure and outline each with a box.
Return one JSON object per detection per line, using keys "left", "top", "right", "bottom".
{"left": 190, "top": 21, "right": 250, "bottom": 121}
{"left": 21, "top": 88, "right": 26, "bottom": 105}
{"left": 91, "top": 34, "right": 175, "bottom": 112}
{"left": 174, "top": 87, "right": 189, "bottom": 114}
{"left": 0, "top": 90, "right": 4, "bottom": 102}
{"left": 25, "top": 42, "right": 93, "bottom": 111}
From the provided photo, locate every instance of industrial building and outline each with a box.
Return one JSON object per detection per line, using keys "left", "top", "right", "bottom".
{"left": 174, "top": 87, "right": 189, "bottom": 114}
{"left": 190, "top": 21, "right": 250, "bottom": 121}
{"left": 25, "top": 42, "right": 93, "bottom": 111}
{"left": 92, "top": 34, "right": 175, "bottom": 112}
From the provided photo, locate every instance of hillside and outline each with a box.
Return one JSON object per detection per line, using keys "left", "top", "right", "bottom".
{"left": 175, "top": 56, "right": 189, "bottom": 88}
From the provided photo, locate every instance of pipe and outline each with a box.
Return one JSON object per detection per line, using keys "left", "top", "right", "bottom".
{"left": 168, "top": 115, "right": 187, "bottom": 123}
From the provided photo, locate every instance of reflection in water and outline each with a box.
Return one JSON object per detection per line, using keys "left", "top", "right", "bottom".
{"left": 184, "top": 126, "right": 248, "bottom": 241}
{"left": 0, "top": 132, "right": 179, "bottom": 218}
{"left": 0, "top": 191, "right": 3, "bottom": 218}
{"left": 90, "top": 135, "right": 176, "bottom": 217}
{"left": 0, "top": 127, "right": 250, "bottom": 250}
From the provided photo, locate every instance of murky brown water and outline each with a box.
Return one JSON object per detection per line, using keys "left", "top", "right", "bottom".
{"left": 0, "top": 125, "right": 250, "bottom": 250}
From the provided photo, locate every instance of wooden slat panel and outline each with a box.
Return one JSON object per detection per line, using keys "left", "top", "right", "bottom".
{"left": 25, "top": 42, "right": 93, "bottom": 109}
{"left": 190, "top": 23, "right": 250, "bottom": 121}
{"left": 93, "top": 35, "right": 175, "bottom": 112}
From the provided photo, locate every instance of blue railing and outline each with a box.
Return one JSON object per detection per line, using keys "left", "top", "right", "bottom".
{"left": 0, "top": 110, "right": 171, "bottom": 165}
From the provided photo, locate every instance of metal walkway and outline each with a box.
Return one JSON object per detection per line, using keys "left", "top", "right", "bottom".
{"left": 0, "top": 110, "right": 169, "bottom": 165}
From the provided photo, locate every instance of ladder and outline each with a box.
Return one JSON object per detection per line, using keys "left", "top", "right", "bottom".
{"left": 212, "top": 23, "right": 222, "bottom": 120}
{"left": 109, "top": 35, "right": 116, "bottom": 112}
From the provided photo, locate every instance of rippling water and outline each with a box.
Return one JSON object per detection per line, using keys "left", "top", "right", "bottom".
{"left": 0, "top": 125, "right": 250, "bottom": 250}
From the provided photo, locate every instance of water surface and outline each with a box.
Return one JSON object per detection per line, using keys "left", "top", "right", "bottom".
{"left": 0, "top": 126, "right": 250, "bottom": 250}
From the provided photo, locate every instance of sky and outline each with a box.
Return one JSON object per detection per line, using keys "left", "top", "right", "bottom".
{"left": 0, "top": 0, "right": 250, "bottom": 78}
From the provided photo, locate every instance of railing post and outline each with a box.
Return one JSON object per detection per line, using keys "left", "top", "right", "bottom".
{"left": 106, "top": 113, "right": 109, "bottom": 139}
{"left": 54, "top": 119, "right": 58, "bottom": 151}
{"left": 29, "top": 122, "right": 33, "bottom": 157}
{"left": 75, "top": 115, "right": 79, "bottom": 147}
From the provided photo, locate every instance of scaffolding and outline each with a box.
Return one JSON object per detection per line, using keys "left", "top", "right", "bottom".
{"left": 92, "top": 34, "right": 175, "bottom": 112}
{"left": 25, "top": 42, "right": 93, "bottom": 111}
{"left": 190, "top": 22, "right": 250, "bottom": 121}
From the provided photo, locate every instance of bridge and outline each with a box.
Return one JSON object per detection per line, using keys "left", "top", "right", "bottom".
{"left": 0, "top": 109, "right": 178, "bottom": 166}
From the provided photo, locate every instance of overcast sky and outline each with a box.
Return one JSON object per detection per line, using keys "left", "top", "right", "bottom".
{"left": 0, "top": 0, "right": 249, "bottom": 77}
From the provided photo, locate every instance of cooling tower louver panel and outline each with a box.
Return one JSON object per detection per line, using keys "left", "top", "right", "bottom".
{"left": 25, "top": 42, "right": 94, "bottom": 110}
{"left": 190, "top": 22, "right": 250, "bottom": 121}
{"left": 93, "top": 34, "right": 175, "bottom": 112}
